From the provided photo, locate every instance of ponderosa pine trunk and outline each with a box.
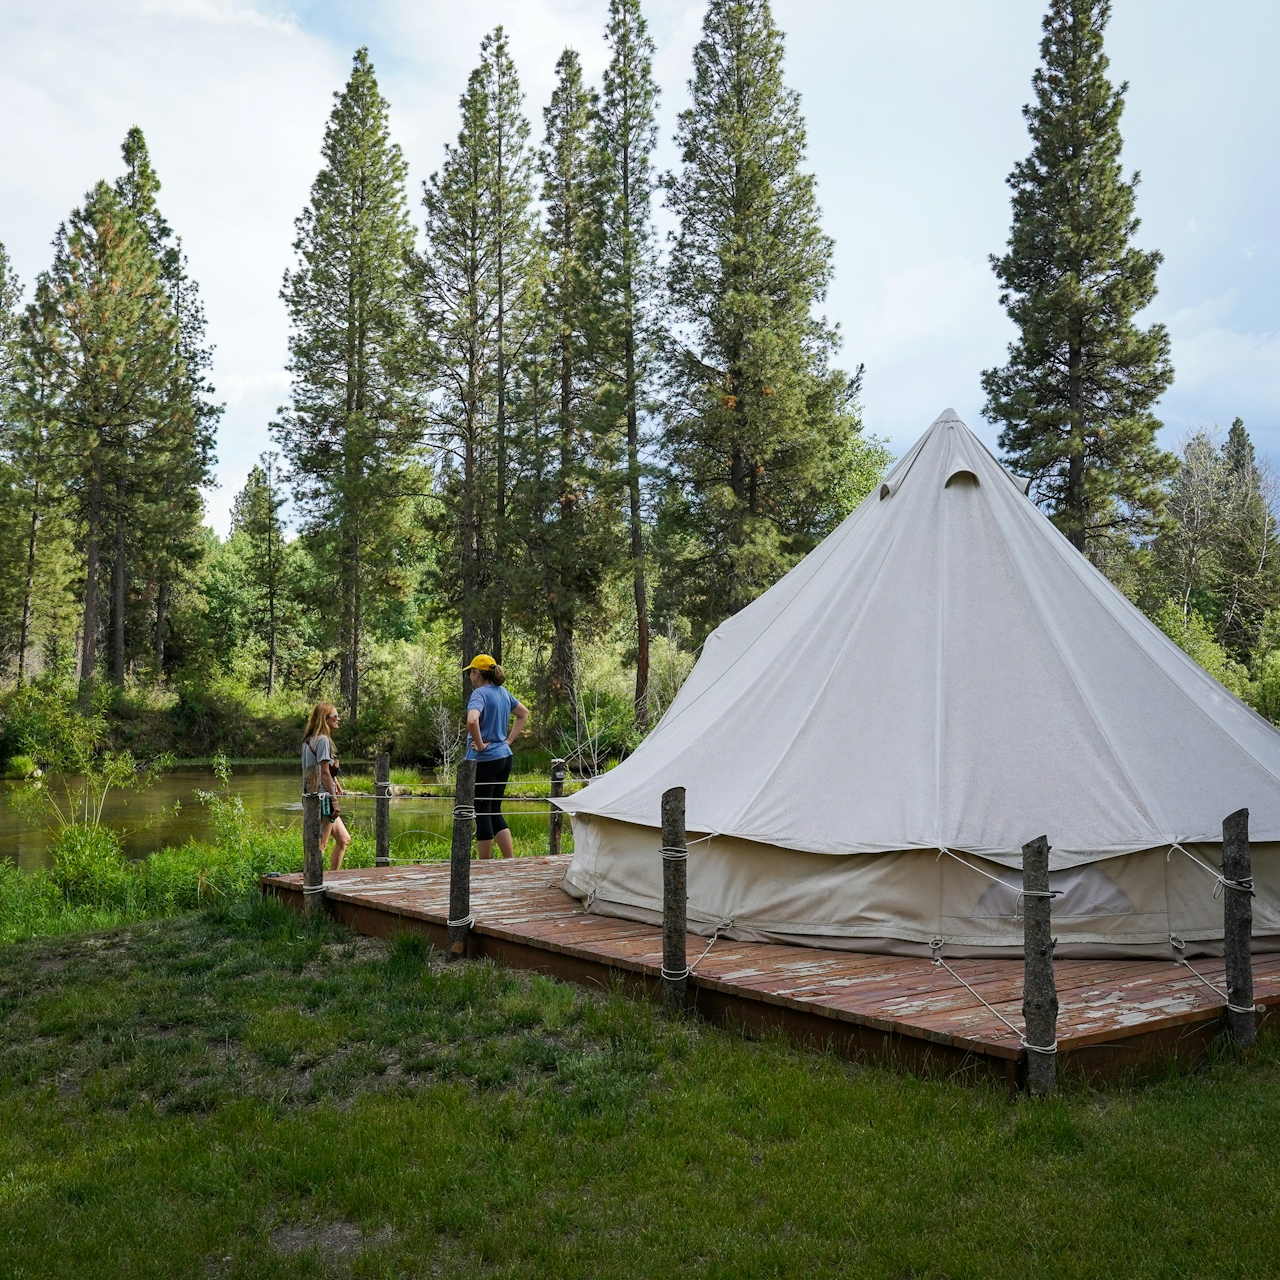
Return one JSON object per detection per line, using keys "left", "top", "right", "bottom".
{"left": 266, "top": 537, "right": 277, "bottom": 696}
{"left": 155, "top": 577, "right": 168, "bottom": 672}
{"left": 626, "top": 306, "right": 649, "bottom": 724}
{"left": 17, "top": 483, "right": 39, "bottom": 683}
{"left": 552, "top": 318, "right": 576, "bottom": 709}
{"left": 112, "top": 501, "right": 127, "bottom": 684}
{"left": 1066, "top": 342, "right": 1086, "bottom": 550}
{"left": 80, "top": 464, "right": 103, "bottom": 692}
{"left": 351, "top": 550, "right": 362, "bottom": 722}
{"left": 493, "top": 136, "right": 508, "bottom": 667}
{"left": 461, "top": 404, "right": 480, "bottom": 703}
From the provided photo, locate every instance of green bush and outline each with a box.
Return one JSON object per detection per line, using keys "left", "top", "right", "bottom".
{"left": 3, "top": 753, "right": 39, "bottom": 779}
{"left": 1155, "top": 601, "right": 1252, "bottom": 701}
{"left": 49, "top": 824, "right": 135, "bottom": 910}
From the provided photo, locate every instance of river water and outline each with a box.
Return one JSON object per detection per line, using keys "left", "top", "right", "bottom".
{"left": 0, "top": 764, "right": 562, "bottom": 871}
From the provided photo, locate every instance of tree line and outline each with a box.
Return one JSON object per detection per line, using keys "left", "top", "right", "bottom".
{"left": 0, "top": 0, "right": 888, "bottom": 754}
{"left": 1, "top": 0, "right": 1277, "bottom": 762}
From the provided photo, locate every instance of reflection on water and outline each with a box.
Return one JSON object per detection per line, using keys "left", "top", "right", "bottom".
{"left": 0, "top": 764, "right": 562, "bottom": 871}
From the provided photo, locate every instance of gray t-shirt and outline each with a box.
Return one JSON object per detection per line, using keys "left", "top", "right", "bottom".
{"left": 302, "top": 734, "right": 334, "bottom": 790}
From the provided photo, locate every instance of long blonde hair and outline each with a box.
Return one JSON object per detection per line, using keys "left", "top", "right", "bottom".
{"left": 302, "top": 702, "right": 337, "bottom": 750}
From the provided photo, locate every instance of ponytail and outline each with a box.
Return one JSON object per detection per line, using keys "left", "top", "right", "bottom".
{"left": 483, "top": 663, "right": 506, "bottom": 686}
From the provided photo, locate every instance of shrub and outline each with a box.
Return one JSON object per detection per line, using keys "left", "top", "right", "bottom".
{"left": 1155, "top": 601, "right": 1251, "bottom": 701}
{"left": 49, "top": 824, "right": 135, "bottom": 911}
{"left": 4, "top": 754, "right": 39, "bottom": 779}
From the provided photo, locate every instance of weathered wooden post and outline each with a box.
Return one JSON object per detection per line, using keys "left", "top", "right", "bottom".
{"left": 548, "top": 758, "right": 566, "bottom": 858}
{"left": 660, "top": 786, "right": 688, "bottom": 1014}
{"left": 1222, "top": 807, "right": 1257, "bottom": 1048}
{"left": 446, "top": 759, "right": 477, "bottom": 961}
{"left": 302, "top": 790, "right": 324, "bottom": 918}
{"left": 375, "top": 752, "right": 391, "bottom": 868}
{"left": 1021, "top": 834, "right": 1058, "bottom": 1094}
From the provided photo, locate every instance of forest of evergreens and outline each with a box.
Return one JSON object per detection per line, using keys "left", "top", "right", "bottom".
{"left": 0, "top": 0, "right": 1276, "bottom": 770}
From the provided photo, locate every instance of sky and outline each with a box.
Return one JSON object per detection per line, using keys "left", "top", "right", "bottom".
{"left": 1, "top": 0, "right": 1277, "bottom": 535}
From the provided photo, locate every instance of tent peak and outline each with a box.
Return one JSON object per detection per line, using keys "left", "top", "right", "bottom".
{"left": 930, "top": 407, "right": 966, "bottom": 427}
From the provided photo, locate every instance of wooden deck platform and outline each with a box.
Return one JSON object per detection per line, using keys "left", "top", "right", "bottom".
{"left": 264, "top": 856, "right": 1279, "bottom": 1089}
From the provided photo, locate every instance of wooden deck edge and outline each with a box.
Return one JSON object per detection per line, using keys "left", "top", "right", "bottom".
{"left": 262, "top": 876, "right": 1267, "bottom": 1087}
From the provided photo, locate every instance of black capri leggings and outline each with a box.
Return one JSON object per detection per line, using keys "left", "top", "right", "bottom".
{"left": 474, "top": 755, "right": 513, "bottom": 842}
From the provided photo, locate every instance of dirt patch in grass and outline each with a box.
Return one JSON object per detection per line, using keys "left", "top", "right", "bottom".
{"left": 270, "top": 1220, "right": 394, "bottom": 1258}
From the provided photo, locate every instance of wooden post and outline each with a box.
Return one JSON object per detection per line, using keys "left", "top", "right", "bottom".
{"left": 661, "top": 786, "right": 688, "bottom": 1014}
{"left": 446, "top": 759, "right": 476, "bottom": 961}
{"left": 1222, "top": 807, "right": 1257, "bottom": 1048}
{"left": 1021, "top": 834, "right": 1058, "bottom": 1094}
{"left": 549, "top": 758, "right": 566, "bottom": 858}
{"left": 302, "top": 790, "right": 324, "bottom": 918}
{"left": 375, "top": 752, "right": 391, "bottom": 867}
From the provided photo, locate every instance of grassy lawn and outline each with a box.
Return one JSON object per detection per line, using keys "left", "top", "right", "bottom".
{"left": 3, "top": 902, "right": 1279, "bottom": 1278}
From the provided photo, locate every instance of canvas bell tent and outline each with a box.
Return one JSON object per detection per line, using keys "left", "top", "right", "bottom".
{"left": 559, "top": 410, "right": 1280, "bottom": 958}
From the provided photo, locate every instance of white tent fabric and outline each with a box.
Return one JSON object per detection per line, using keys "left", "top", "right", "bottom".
{"left": 558, "top": 410, "right": 1280, "bottom": 956}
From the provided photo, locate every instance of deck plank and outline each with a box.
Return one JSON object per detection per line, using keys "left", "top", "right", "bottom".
{"left": 266, "top": 857, "right": 1280, "bottom": 1072}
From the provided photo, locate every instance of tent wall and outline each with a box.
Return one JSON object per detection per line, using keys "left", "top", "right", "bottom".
{"left": 563, "top": 814, "right": 1280, "bottom": 959}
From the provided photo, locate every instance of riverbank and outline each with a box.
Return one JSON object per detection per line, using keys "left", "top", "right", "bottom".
{"left": 0, "top": 754, "right": 578, "bottom": 872}
{"left": 0, "top": 794, "right": 572, "bottom": 944}
{"left": 3, "top": 898, "right": 1280, "bottom": 1278}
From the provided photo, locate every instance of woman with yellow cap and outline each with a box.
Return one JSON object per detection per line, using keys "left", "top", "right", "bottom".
{"left": 463, "top": 654, "right": 530, "bottom": 858}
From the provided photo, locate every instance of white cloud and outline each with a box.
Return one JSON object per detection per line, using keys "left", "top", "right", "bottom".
{"left": 135, "top": 0, "right": 298, "bottom": 32}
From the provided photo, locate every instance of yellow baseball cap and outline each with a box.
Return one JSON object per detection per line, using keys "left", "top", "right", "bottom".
{"left": 463, "top": 653, "right": 497, "bottom": 671}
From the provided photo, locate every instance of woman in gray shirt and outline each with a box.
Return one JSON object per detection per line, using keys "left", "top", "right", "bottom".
{"left": 301, "top": 702, "right": 350, "bottom": 870}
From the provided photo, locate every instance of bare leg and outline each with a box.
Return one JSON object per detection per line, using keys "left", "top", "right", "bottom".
{"left": 477, "top": 839, "right": 493, "bottom": 860}
{"left": 494, "top": 828, "right": 514, "bottom": 859}
{"left": 329, "top": 817, "right": 351, "bottom": 871}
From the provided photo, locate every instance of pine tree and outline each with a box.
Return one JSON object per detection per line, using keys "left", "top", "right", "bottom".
{"left": 418, "top": 30, "right": 537, "bottom": 692}
{"left": 420, "top": 65, "right": 499, "bottom": 693}
{"left": 1216, "top": 419, "right": 1280, "bottom": 657}
{"left": 479, "top": 28, "right": 539, "bottom": 664}
{"left": 526, "top": 47, "right": 612, "bottom": 716}
{"left": 2, "top": 258, "right": 77, "bottom": 683}
{"left": 663, "top": 0, "right": 873, "bottom": 633}
{"left": 115, "top": 126, "right": 220, "bottom": 675}
{"left": 593, "top": 0, "right": 660, "bottom": 723}
{"left": 230, "top": 454, "right": 289, "bottom": 694}
{"left": 21, "top": 182, "right": 181, "bottom": 694}
{"left": 0, "top": 243, "right": 31, "bottom": 671}
{"left": 982, "top": 0, "right": 1175, "bottom": 554}
{"left": 113, "top": 128, "right": 219, "bottom": 677}
{"left": 276, "top": 48, "right": 419, "bottom": 723}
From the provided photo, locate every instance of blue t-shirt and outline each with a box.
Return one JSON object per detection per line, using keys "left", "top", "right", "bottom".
{"left": 466, "top": 684, "right": 519, "bottom": 761}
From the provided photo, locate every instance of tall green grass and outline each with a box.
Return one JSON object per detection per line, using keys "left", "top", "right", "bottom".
{"left": 0, "top": 821, "right": 307, "bottom": 944}
{"left": 0, "top": 772, "right": 571, "bottom": 944}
